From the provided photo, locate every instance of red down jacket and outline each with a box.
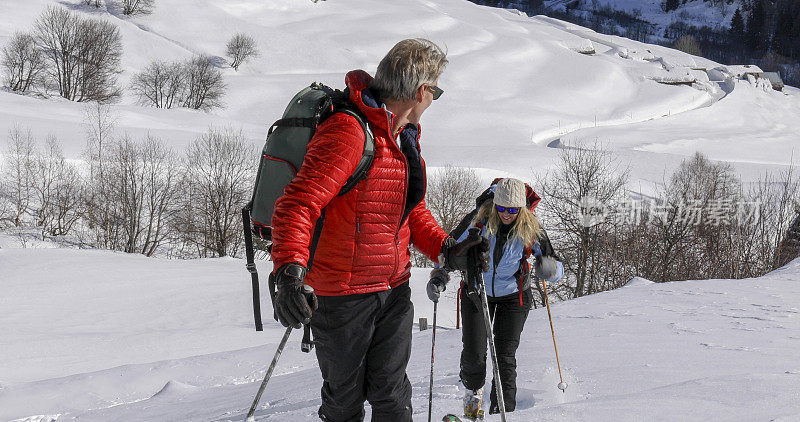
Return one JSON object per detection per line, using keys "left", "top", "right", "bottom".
{"left": 270, "top": 70, "right": 449, "bottom": 296}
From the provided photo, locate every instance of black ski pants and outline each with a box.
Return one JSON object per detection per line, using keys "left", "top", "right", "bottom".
{"left": 459, "top": 291, "right": 529, "bottom": 412}
{"left": 311, "top": 281, "right": 413, "bottom": 422}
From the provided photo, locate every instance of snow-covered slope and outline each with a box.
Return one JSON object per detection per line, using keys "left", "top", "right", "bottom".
{"left": 1, "top": 0, "right": 797, "bottom": 188}
{"left": 2, "top": 245, "right": 800, "bottom": 421}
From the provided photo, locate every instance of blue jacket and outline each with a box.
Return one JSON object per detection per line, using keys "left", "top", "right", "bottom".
{"left": 457, "top": 223, "right": 564, "bottom": 297}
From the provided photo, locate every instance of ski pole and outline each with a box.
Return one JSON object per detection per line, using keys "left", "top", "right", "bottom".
{"left": 428, "top": 300, "right": 438, "bottom": 422}
{"left": 468, "top": 233, "right": 506, "bottom": 421}
{"left": 245, "top": 326, "right": 293, "bottom": 422}
{"left": 541, "top": 278, "right": 567, "bottom": 393}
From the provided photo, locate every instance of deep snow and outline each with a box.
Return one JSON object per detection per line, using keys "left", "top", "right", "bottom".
{"left": 2, "top": 245, "right": 800, "bottom": 421}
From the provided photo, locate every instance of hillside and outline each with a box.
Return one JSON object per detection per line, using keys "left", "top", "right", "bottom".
{"left": 1, "top": 0, "right": 797, "bottom": 189}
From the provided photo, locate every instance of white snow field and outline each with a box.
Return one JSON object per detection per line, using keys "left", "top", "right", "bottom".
{"left": 2, "top": 245, "right": 800, "bottom": 421}
{"left": 3, "top": 0, "right": 800, "bottom": 420}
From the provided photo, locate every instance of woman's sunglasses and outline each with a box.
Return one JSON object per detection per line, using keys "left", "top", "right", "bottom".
{"left": 495, "top": 205, "right": 520, "bottom": 214}
{"left": 427, "top": 85, "right": 444, "bottom": 100}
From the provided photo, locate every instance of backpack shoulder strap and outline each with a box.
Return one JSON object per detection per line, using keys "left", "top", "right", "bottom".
{"left": 336, "top": 106, "right": 374, "bottom": 195}
{"left": 323, "top": 91, "right": 374, "bottom": 196}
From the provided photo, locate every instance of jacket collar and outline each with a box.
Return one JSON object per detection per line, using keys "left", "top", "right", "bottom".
{"left": 345, "top": 70, "right": 421, "bottom": 140}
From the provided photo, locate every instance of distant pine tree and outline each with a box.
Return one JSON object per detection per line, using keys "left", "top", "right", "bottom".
{"left": 663, "top": 0, "right": 680, "bottom": 12}
{"left": 746, "top": 0, "right": 767, "bottom": 52}
{"left": 772, "top": 6, "right": 793, "bottom": 57}
{"left": 731, "top": 8, "right": 745, "bottom": 39}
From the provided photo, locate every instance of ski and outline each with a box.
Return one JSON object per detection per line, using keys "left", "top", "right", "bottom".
{"left": 442, "top": 411, "right": 484, "bottom": 422}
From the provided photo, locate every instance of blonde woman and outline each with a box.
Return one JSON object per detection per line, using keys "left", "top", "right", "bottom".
{"left": 428, "top": 178, "right": 564, "bottom": 418}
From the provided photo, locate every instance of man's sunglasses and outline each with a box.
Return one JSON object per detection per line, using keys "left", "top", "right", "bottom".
{"left": 427, "top": 85, "right": 444, "bottom": 100}
{"left": 495, "top": 205, "right": 520, "bottom": 214}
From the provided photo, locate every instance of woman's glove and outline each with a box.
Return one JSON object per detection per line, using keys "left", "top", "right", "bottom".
{"left": 273, "top": 263, "right": 318, "bottom": 328}
{"left": 535, "top": 256, "right": 560, "bottom": 281}
{"left": 426, "top": 267, "right": 450, "bottom": 302}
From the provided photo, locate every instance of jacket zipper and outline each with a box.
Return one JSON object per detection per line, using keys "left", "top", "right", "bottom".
{"left": 491, "top": 233, "right": 505, "bottom": 297}
{"left": 387, "top": 112, "right": 408, "bottom": 281}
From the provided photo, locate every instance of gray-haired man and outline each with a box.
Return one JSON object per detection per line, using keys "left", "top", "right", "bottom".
{"left": 271, "top": 39, "right": 476, "bottom": 421}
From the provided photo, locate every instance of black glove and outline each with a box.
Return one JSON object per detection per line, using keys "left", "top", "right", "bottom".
{"left": 426, "top": 267, "right": 450, "bottom": 302}
{"left": 442, "top": 228, "right": 490, "bottom": 272}
{"left": 273, "top": 263, "right": 318, "bottom": 328}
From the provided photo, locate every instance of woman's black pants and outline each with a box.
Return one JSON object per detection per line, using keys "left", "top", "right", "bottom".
{"left": 459, "top": 291, "right": 529, "bottom": 412}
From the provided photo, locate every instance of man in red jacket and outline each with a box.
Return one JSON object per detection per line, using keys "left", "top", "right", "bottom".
{"left": 269, "top": 39, "right": 480, "bottom": 421}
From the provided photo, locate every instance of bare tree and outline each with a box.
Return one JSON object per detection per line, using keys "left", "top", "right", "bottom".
{"left": 105, "top": 134, "right": 180, "bottom": 255}
{"left": 747, "top": 166, "right": 800, "bottom": 271}
{"left": 647, "top": 153, "right": 741, "bottom": 282}
{"left": 33, "top": 135, "right": 58, "bottom": 236}
{"left": 34, "top": 7, "right": 80, "bottom": 99}
{"left": 34, "top": 6, "right": 123, "bottom": 102}
{"left": 408, "top": 166, "right": 481, "bottom": 268}
{"left": 536, "top": 143, "right": 629, "bottom": 298}
{"left": 33, "top": 136, "right": 83, "bottom": 238}
{"left": 673, "top": 35, "right": 702, "bottom": 56}
{"left": 226, "top": 33, "right": 260, "bottom": 71}
{"left": 426, "top": 165, "right": 482, "bottom": 235}
{"left": 1, "top": 32, "right": 45, "bottom": 93}
{"left": 0, "top": 181, "right": 10, "bottom": 228}
{"left": 2, "top": 127, "right": 37, "bottom": 227}
{"left": 130, "top": 60, "right": 185, "bottom": 108}
{"left": 122, "top": 0, "right": 155, "bottom": 15}
{"left": 182, "top": 55, "right": 226, "bottom": 111}
{"left": 75, "top": 18, "right": 124, "bottom": 102}
{"left": 48, "top": 160, "right": 83, "bottom": 238}
{"left": 84, "top": 0, "right": 102, "bottom": 7}
{"left": 177, "top": 128, "right": 254, "bottom": 257}
{"left": 83, "top": 102, "right": 118, "bottom": 248}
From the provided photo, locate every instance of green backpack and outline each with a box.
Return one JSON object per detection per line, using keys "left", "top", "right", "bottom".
{"left": 242, "top": 82, "right": 375, "bottom": 336}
